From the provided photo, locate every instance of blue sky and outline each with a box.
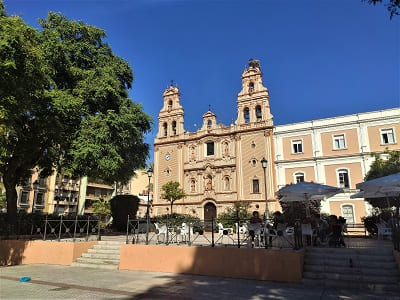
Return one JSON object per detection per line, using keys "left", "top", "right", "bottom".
{"left": 4, "top": 0, "right": 400, "bottom": 161}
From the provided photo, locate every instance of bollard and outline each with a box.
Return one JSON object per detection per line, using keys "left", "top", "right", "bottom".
{"left": 237, "top": 218, "right": 241, "bottom": 248}
{"left": 188, "top": 222, "right": 191, "bottom": 245}
{"left": 43, "top": 215, "right": 48, "bottom": 241}
{"left": 73, "top": 215, "right": 78, "bottom": 242}
{"left": 97, "top": 219, "right": 101, "bottom": 241}
{"left": 126, "top": 215, "right": 130, "bottom": 244}
{"left": 211, "top": 217, "right": 215, "bottom": 248}
{"left": 58, "top": 215, "right": 63, "bottom": 242}
{"left": 86, "top": 215, "right": 90, "bottom": 241}
{"left": 166, "top": 214, "right": 169, "bottom": 246}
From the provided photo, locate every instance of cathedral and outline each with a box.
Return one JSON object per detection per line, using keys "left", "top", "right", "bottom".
{"left": 153, "top": 59, "right": 277, "bottom": 220}
{"left": 153, "top": 59, "right": 400, "bottom": 224}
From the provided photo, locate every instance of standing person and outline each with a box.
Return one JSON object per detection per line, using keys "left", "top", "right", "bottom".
{"left": 249, "top": 211, "right": 262, "bottom": 247}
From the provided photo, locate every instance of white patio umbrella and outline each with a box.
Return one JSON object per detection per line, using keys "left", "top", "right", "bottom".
{"left": 356, "top": 172, "right": 400, "bottom": 193}
{"left": 352, "top": 172, "right": 400, "bottom": 225}
{"left": 276, "top": 182, "right": 343, "bottom": 216}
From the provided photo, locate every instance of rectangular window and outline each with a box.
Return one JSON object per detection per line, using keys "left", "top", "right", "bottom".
{"left": 295, "top": 173, "right": 305, "bottom": 183}
{"left": 338, "top": 171, "right": 350, "bottom": 188}
{"left": 38, "top": 177, "right": 47, "bottom": 188}
{"left": 292, "top": 140, "right": 303, "bottom": 154}
{"left": 20, "top": 191, "right": 29, "bottom": 204}
{"left": 381, "top": 128, "right": 395, "bottom": 145}
{"left": 342, "top": 205, "right": 355, "bottom": 224}
{"left": 35, "top": 192, "right": 44, "bottom": 206}
{"left": 252, "top": 179, "right": 260, "bottom": 193}
{"left": 206, "top": 141, "right": 214, "bottom": 156}
{"left": 333, "top": 134, "right": 346, "bottom": 150}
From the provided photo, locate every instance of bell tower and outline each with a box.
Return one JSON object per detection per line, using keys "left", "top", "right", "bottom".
{"left": 156, "top": 85, "right": 185, "bottom": 138}
{"left": 236, "top": 59, "right": 273, "bottom": 126}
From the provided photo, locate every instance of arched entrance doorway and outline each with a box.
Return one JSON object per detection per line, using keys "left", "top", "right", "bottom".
{"left": 204, "top": 202, "right": 216, "bottom": 231}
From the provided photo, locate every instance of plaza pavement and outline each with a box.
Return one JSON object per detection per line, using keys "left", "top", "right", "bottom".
{"left": 0, "top": 264, "right": 399, "bottom": 299}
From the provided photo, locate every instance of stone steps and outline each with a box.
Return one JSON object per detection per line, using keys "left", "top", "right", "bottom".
{"left": 81, "top": 253, "right": 120, "bottom": 260}
{"left": 71, "top": 241, "right": 123, "bottom": 270}
{"left": 302, "top": 247, "right": 400, "bottom": 292}
{"left": 302, "top": 278, "right": 400, "bottom": 293}
{"left": 71, "top": 262, "right": 119, "bottom": 270}
{"left": 304, "top": 258, "right": 398, "bottom": 269}
{"left": 304, "top": 264, "right": 400, "bottom": 276}
{"left": 303, "top": 271, "right": 399, "bottom": 284}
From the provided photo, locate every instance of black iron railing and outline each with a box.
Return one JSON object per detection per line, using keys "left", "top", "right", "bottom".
{"left": 125, "top": 216, "right": 303, "bottom": 249}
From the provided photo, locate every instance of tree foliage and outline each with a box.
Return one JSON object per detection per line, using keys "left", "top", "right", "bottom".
{"left": 364, "top": 0, "right": 400, "bottom": 19}
{"left": 364, "top": 150, "right": 400, "bottom": 211}
{"left": 161, "top": 181, "right": 186, "bottom": 213}
{"left": 217, "top": 201, "right": 252, "bottom": 228}
{"left": 110, "top": 195, "right": 140, "bottom": 231}
{"left": 0, "top": 8, "right": 151, "bottom": 228}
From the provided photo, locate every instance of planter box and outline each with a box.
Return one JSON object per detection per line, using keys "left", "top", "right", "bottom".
{"left": 0, "top": 240, "right": 97, "bottom": 266}
{"left": 120, "top": 245, "right": 304, "bottom": 283}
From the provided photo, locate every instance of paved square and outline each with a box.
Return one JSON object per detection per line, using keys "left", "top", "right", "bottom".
{"left": 0, "top": 264, "right": 399, "bottom": 299}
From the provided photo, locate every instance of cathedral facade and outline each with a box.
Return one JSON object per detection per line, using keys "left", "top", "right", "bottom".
{"left": 153, "top": 59, "right": 400, "bottom": 223}
{"left": 153, "top": 60, "right": 277, "bottom": 220}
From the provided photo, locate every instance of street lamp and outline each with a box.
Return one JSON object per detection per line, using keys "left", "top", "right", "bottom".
{"left": 260, "top": 157, "right": 268, "bottom": 249}
{"left": 145, "top": 168, "right": 153, "bottom": 245}
{"left": 32, "top": 180, "right": 39, "bottom": 213}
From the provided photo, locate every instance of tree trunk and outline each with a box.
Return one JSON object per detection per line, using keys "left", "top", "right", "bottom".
{"left": 3, "top": 173, "right": 18, "bottom": 233}
{"left": 170, "top": 202, "right": 173, "bottom": 215}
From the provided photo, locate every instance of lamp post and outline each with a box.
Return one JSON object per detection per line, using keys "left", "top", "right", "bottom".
{"left": 145, "top": 169, "right": 153, "bottom": 245}
{"left": 261, "top": 157, "right": 268, "bottom": 249}
{"left": 32, "top": 180, "right": 39, "bottom": 213}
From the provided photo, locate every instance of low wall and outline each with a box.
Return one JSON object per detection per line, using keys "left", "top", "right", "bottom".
{"left": 120, "top": 245, "right": 304, "bottom": 283}
{"left": 0, "top": 240, "right": 97, "bottom": 266}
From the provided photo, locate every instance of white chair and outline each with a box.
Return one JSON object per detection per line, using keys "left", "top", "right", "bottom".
{"left": 247, "top": 223, "right": 263, "bottom": 247}
{"left": 154, "top": 222, "right": 168, "bottom": 243}
{"left": 301, "top": 223, "right": 315, "bottom": 246}
{"left": 269, "top": 223, "right": 294, "bottom": 248}
{"left": 217, "top": 222, "right": 233, "bottom": 236}
{"left": 377, "top": 223, "right": 392, "bottom": 240}
{"left": 216, "top": 222, "right": 234, "bottom": 244}
{"left": 180, "top": 222, "right": 194, "bottom": 243}
{"left": 234, "top": 222, "right": 248, "bottom": 235}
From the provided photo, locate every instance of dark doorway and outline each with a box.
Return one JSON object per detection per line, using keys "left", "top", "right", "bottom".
{"left": 204, "top": 202, "right": 216, "bottom": 232}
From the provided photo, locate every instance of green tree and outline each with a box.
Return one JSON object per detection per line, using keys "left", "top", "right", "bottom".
{"left": 364, "top": 0, "right": 400, "bottom": 19}
{"left": 92, "top": 197, "right": 111, "bottom": 228}
{"left": 364, "top": 150, "right": 400, "bottom": 213}
{"left": 161, "top": 181, "right": 186, "bottom": 214}
{"left": 217, "top": 201, "right": 252, "bottom": 228}
{"left": 0, "top": 9, "right": 151, "bottom": 229}
{"left": 0, "top": 180, "right": 5, "bottom": 210}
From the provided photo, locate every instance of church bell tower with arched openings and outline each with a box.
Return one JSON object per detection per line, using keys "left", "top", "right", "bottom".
{"left": 156, "top": 85, "right": 184, "bottom": 138}
{"left": 236, "top": 59, "right": 273, "bottom": 126}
